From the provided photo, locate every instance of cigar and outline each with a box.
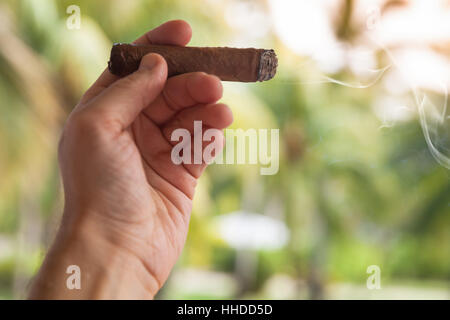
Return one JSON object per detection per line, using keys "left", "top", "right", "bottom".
{"left": 108, "top": 43, "right": 277, "bottom": 82}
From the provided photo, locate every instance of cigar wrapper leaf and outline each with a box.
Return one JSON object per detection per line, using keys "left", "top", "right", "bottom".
{"left": 108, "top": 43, "right": 277, "bottom": 82}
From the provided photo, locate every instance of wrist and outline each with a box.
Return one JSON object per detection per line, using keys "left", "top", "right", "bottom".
{"left": 30, "top": 210, "right": 160, "bottom": 299}
{"left": 68, "top": 216, "right": 161, "bottom": 299}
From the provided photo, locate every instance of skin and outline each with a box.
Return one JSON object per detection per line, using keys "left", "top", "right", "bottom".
{"left": 28, "top": 20, "right": 233, "bottom": 299}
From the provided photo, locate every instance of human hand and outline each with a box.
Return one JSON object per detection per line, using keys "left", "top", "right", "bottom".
{"left": 29, "top": 20, "right": 233, "bottom": 299}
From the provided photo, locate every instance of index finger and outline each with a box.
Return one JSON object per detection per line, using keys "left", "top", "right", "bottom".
{"left": 133, "top": 19, "right": 192, "bottom": 46}
{"left": 80, "top": 20, "right": 192, "bottom": 105}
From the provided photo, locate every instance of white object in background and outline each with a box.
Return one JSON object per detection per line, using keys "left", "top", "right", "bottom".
{"left": 215, "top": 210, "right": 289, "bottom": 250}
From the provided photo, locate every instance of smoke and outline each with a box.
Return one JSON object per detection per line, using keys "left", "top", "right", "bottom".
{"left": 319, "top": 65, "right": 390, "bottom": 89}
{"left": 417, "top": 87, "right": 450, "bottom": 169}
{"left": 277, "top": 59, "right": 390, "bottom": 89}
{"left": 312, "top": 41, "right": 449, "bottom": 170}
{"left": 273, "top": 21, "right": 450, "bottom": 170}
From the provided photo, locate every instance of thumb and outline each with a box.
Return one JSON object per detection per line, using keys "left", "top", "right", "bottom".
{"left": 88, "top": 53, "right": 168, "bottom": 130}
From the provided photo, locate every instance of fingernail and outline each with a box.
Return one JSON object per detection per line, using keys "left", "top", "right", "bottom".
{"left": 140, "top": 53, "right": 160, "bottom": 70}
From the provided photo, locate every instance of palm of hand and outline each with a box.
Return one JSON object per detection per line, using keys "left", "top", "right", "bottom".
{"left": 107, "top": 73, "right": 231, "bottom": 287}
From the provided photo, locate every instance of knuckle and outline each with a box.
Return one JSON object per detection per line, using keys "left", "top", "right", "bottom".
{"left": 120, "top": 70, "right": 152, "bottom": 90}
{"left": 66, "top": 109, "right": 122, "bottom": 140}
{"left": 116, "top": 73, "right": 139, "bottom": 89}
{"left": 67, "top": 111, "right": 95, "bottom": 132}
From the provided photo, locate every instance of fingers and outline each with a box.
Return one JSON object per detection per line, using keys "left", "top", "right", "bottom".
{"left": 143, "top": 72, "right": 223, "bottom": 125}
{"left": 132, "top": 115, "right": 198, "bottom": 202}
{"left": 161, "top": 103, "right": 233, "bottom": 178}
{"left": 82, "top": 53, "right": 168, "bottom": 132}
{"left": 171, "top": 127, "right": 225, "bottom": 179}
{"left": 162, "top": 103, "right": 233, "bottom": 137}
{"left": 131, "top": 102, "right": 233, "bottom": 207}
{"left": 80, "top": 20, "right": 192, "bottom": 105}
{"left": 133, "top": 20, "right": 192, "bottom": 46}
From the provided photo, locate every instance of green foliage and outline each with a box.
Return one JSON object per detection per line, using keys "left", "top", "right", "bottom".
{"left": 0, "top": 0, "right": 448, "bottom": 299}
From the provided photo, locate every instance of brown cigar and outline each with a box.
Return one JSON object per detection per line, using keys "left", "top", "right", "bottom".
{"left": 108, "top": 43, "right": 277, "bottom": 82}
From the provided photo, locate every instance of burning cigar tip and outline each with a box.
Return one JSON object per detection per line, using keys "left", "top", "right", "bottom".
{"left": 258, "top": 49, "right": 278, "bottom": 82}
{"left": 108, "top": 43, "right": 277, "bottom": 82}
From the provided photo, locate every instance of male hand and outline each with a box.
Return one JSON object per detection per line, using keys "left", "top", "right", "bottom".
{"left": 29, "top": 20, "right": 233, "bottom": 299}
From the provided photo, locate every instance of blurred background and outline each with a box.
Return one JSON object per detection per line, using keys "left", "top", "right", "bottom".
{"left": 0, "top": 0, "right": 449, "bottom": 299}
